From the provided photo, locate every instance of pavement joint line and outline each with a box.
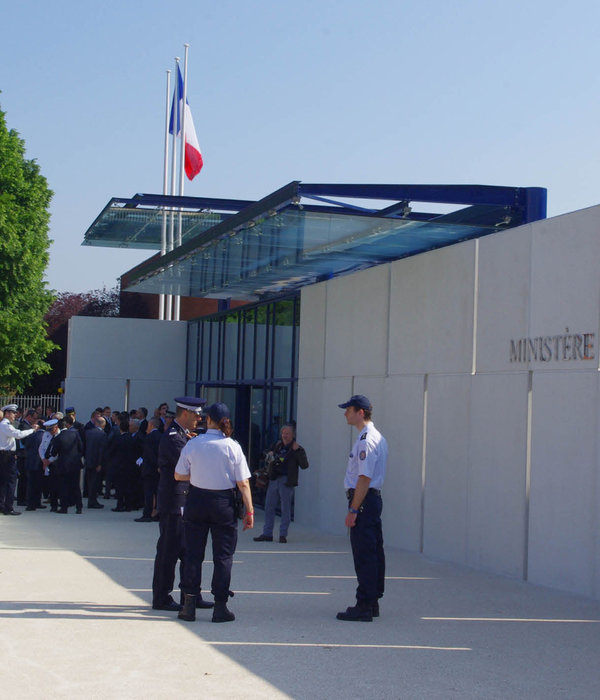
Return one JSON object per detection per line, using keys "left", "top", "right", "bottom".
{"left": 236, "top": 550, "right": 347, "bottom": 554}
{"left": 306, "top": 575, "right": 436, "bottom": 580}
{"left": 227, "top": 590, "right": 331, "bottom": 595}
{"left": 84, "top": 556, "right": 244, "bottom": 563}
{"left": 201, "top": 641, "right": 472, "bottom": 651}
{"left": 422, "top": 617, "right": 600, "bottom": 623}
{"left": 126, "top": 589, "right": 331, "bottom": 595}
{"left": 85, "top": 556, "right": 155, "bottom": 561}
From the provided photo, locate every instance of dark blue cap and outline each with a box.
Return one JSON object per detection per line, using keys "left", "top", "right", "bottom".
{"left": 205, "top": 402, "right": 231, "bottom": 422}
{"left": 174, "top": 396, "right": 207, "bottom": 414}
{"left": 338, "top": 395, "right": 372, "bottom": 411}
{"left": 65, "top": 406, "right": 75, "bottom": 413}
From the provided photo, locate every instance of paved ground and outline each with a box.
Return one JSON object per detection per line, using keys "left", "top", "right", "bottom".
{"left": 1, "top": 505, "right": 600, "bottom": 699}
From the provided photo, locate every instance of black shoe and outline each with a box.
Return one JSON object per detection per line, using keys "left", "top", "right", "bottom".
{"left": 37, "top": 505, "right": 47, "bottom": 509}
{"left": 134, "top": 516, "right": 154, "bottom": 522}
{"left": 253, "top": 534, "right": 273, "bottom": 542}
{"left": 57, "top": 508, "right": 68, "bottom": 514}
{"left": 88, "top": 503, "right": 104, "bottom": 509}
{"left": 279, "top": 536, "right": 287, "bottom": 543}
{"left": 3, "top": 510, "right": 21, "bottom": 516}
{"left": 212, "top": 600, "right": 235, "bottom": 623}
{"left": 372, "top": 601, "right": 380, "bottom": 618}
{"left": 111, "top": 507, "right": 126, "bottom": 512}
{"left": 152, "top": 599, "right": 182, "bottom": 612}
{"left": 76, "top": 508, "right": 82, "bottom": 514}
{"left": 336, "top": 605, "right": 373, "bottom": 622}
{"left": 151, "top": 514, "right": 160, "bottom": 521}
{"left": 196, "top": 595, "right": 214, "bottom": 609}
{"left": 25, "top": 507, "right": 36, "bottom": 511}
{"left": 50, "top": 507, "right": 58, "bottom": 513}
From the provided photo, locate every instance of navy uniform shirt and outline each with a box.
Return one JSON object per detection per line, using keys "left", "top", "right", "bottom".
{"left": 156, "top": 420, "right": 190, "bottom": 515}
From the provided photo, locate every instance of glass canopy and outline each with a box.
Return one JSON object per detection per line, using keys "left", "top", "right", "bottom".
{"left": 85, "top": 181, "right": 547, "bottom": 300}
{"left": 82, "top": 194, "right": 252, "bottom": 249}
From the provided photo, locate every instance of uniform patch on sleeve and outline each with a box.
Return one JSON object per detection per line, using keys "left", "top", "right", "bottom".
{"left": 359, "top": 450, "right": 366, "bottom": 460}
{"left": 360, "top": 433, "right": 367, "bottom": 441}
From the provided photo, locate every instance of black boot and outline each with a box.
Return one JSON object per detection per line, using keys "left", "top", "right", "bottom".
{"left": 336, "top": 603, "right": 373, "bottom": 622}
{"left": 196, "top": 594, "right": 214, "bottom": 609}
{"left": 178, "top": 594, "right": 196, "bottom": 621}
{"left": 212, "top": 600, "right": 235, "bottom": 623}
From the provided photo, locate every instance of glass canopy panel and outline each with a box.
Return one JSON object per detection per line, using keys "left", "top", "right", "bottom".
{"left": 125, "top": 206, "right": 506, "bottom": 299}
{"left": 83, "top": 204, "right": 231, "bottom": 250}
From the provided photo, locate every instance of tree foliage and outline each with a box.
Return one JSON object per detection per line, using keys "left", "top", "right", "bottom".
{"left": 45, "top": 287, "right": 120, "bottom": 334}
{"left": 0, "top": 106, "right": 56, "bottom": 393}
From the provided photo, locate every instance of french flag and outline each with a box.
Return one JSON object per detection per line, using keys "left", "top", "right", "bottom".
{"left": 169, "top": 65, "right": 203, "bottom": 180}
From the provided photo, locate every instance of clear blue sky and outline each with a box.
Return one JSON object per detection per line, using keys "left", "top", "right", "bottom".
{"left": 2, "top": 0, "right": 599, "bottom": 293}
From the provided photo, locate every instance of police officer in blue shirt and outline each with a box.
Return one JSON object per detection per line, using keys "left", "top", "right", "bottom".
{"left": 336, "top": 395, "right": 388, "bottom": 622}
{"left": 151, "top": 396, "right": 214, "bottom": 612}
{"left": 175, "top": 402, "right": 254, "bottom": 623}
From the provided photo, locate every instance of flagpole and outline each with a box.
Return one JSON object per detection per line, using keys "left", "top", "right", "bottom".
{"left": 166, "top": 57, "right": 180, "bottom": 321}
{"left": 174, "top": 44, "right": 190, "bottom": 321}
{"left": 159, "top": 69, "right": 171, "bottom": 321}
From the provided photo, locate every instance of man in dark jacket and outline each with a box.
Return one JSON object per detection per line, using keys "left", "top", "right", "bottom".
{"left": 84, "top": 416, "right": 107, "bottom": 509}
{"left": 48, "top": 415, "right": 84, "bottom": 514}
{"left": 135, "top": 417, "right": 161, "bottom": 522}
{"left": 25, "top": 421, "right": 46, "bottom": 511}
{"left": 111, "top": 419, "right": 139, "bottom": 512}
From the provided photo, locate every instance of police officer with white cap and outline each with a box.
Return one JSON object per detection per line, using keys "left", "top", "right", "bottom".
{"left": 175, "top": 402, "right": 254, "bottom": 623}
{"left": 336, "top": 395, "right": 388, "bottom": 622}
{"left": 151, "top": 396, "right": 214, "bottom": 612}
{"left": 0, "top": 404, "right": 39, "bottom": 515}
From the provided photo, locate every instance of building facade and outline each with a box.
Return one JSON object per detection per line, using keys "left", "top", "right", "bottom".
{"left": 68, "top": 182, "right": 600, "bottom": 600}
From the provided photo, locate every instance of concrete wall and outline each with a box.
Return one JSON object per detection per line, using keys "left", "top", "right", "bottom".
{"left": 65, "top": 317, "right": 187, "bottom": 421}
{"left": 297, "top": 204, "right": 600, "bottom": 600}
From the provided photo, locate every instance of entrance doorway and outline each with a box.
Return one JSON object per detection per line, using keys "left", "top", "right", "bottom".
{"left": 200, "top": 382, "right": 288, "bottom": 469}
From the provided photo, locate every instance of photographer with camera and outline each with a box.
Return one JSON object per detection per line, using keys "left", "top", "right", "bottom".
{"left": 253, "top": 421, "right": 308, "bottom": 544}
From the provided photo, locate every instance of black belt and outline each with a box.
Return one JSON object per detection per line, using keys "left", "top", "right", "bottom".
{"left": 346, "top": 487, "right": 381, "bottom": 498}
{"left": 190, "top": 485, "right": 234, "bottom": 497}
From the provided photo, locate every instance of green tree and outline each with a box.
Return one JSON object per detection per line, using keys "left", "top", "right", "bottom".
{"left": 0, "top": 105, "right": 56, "bottom": 393}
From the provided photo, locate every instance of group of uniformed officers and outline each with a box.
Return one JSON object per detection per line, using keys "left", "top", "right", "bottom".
{"left": 151, "top": 393, "right": 387, "bottom": 624}
{"left": 2, "top": 391, "right": 387, "bottom": 623}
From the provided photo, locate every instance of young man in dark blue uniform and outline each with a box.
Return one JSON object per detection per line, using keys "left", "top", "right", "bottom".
{"left": 336, "top": 395, "right": 388, "bottom": 622}
{"left": 151, "top": 396, "right": 214, "bottom": 612}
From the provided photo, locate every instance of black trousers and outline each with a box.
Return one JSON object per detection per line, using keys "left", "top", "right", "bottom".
{"left": 349, "top": 490, "right": 385, "bottom": 606}
{"left": 142, "top": 473, "right": 159, "bottom": 518}
{"left": 86, "top": 467, "right": 101, "bottom": 505}
{"left": 26, "top": 468, "right": 43, "bottom": 509}
{"left": 48, "top": 469, "right": 60, "bottom": 510}
{"left": 152, "top": 512, "right": 185, "bottom": 606}
{"left": 117, "top": 465, "right": 139, "bottom": 510}
{"left": 60, "top": 470, "right": 83, "bottom": 510}
{"left": 0, "top": 450, "right": 18, "bottom": 513}
{"left": 16, "top": 454, "right": 27, "bottom": 504}
{"left": 182, "top": 487, "right": 238, "bottom": 602}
